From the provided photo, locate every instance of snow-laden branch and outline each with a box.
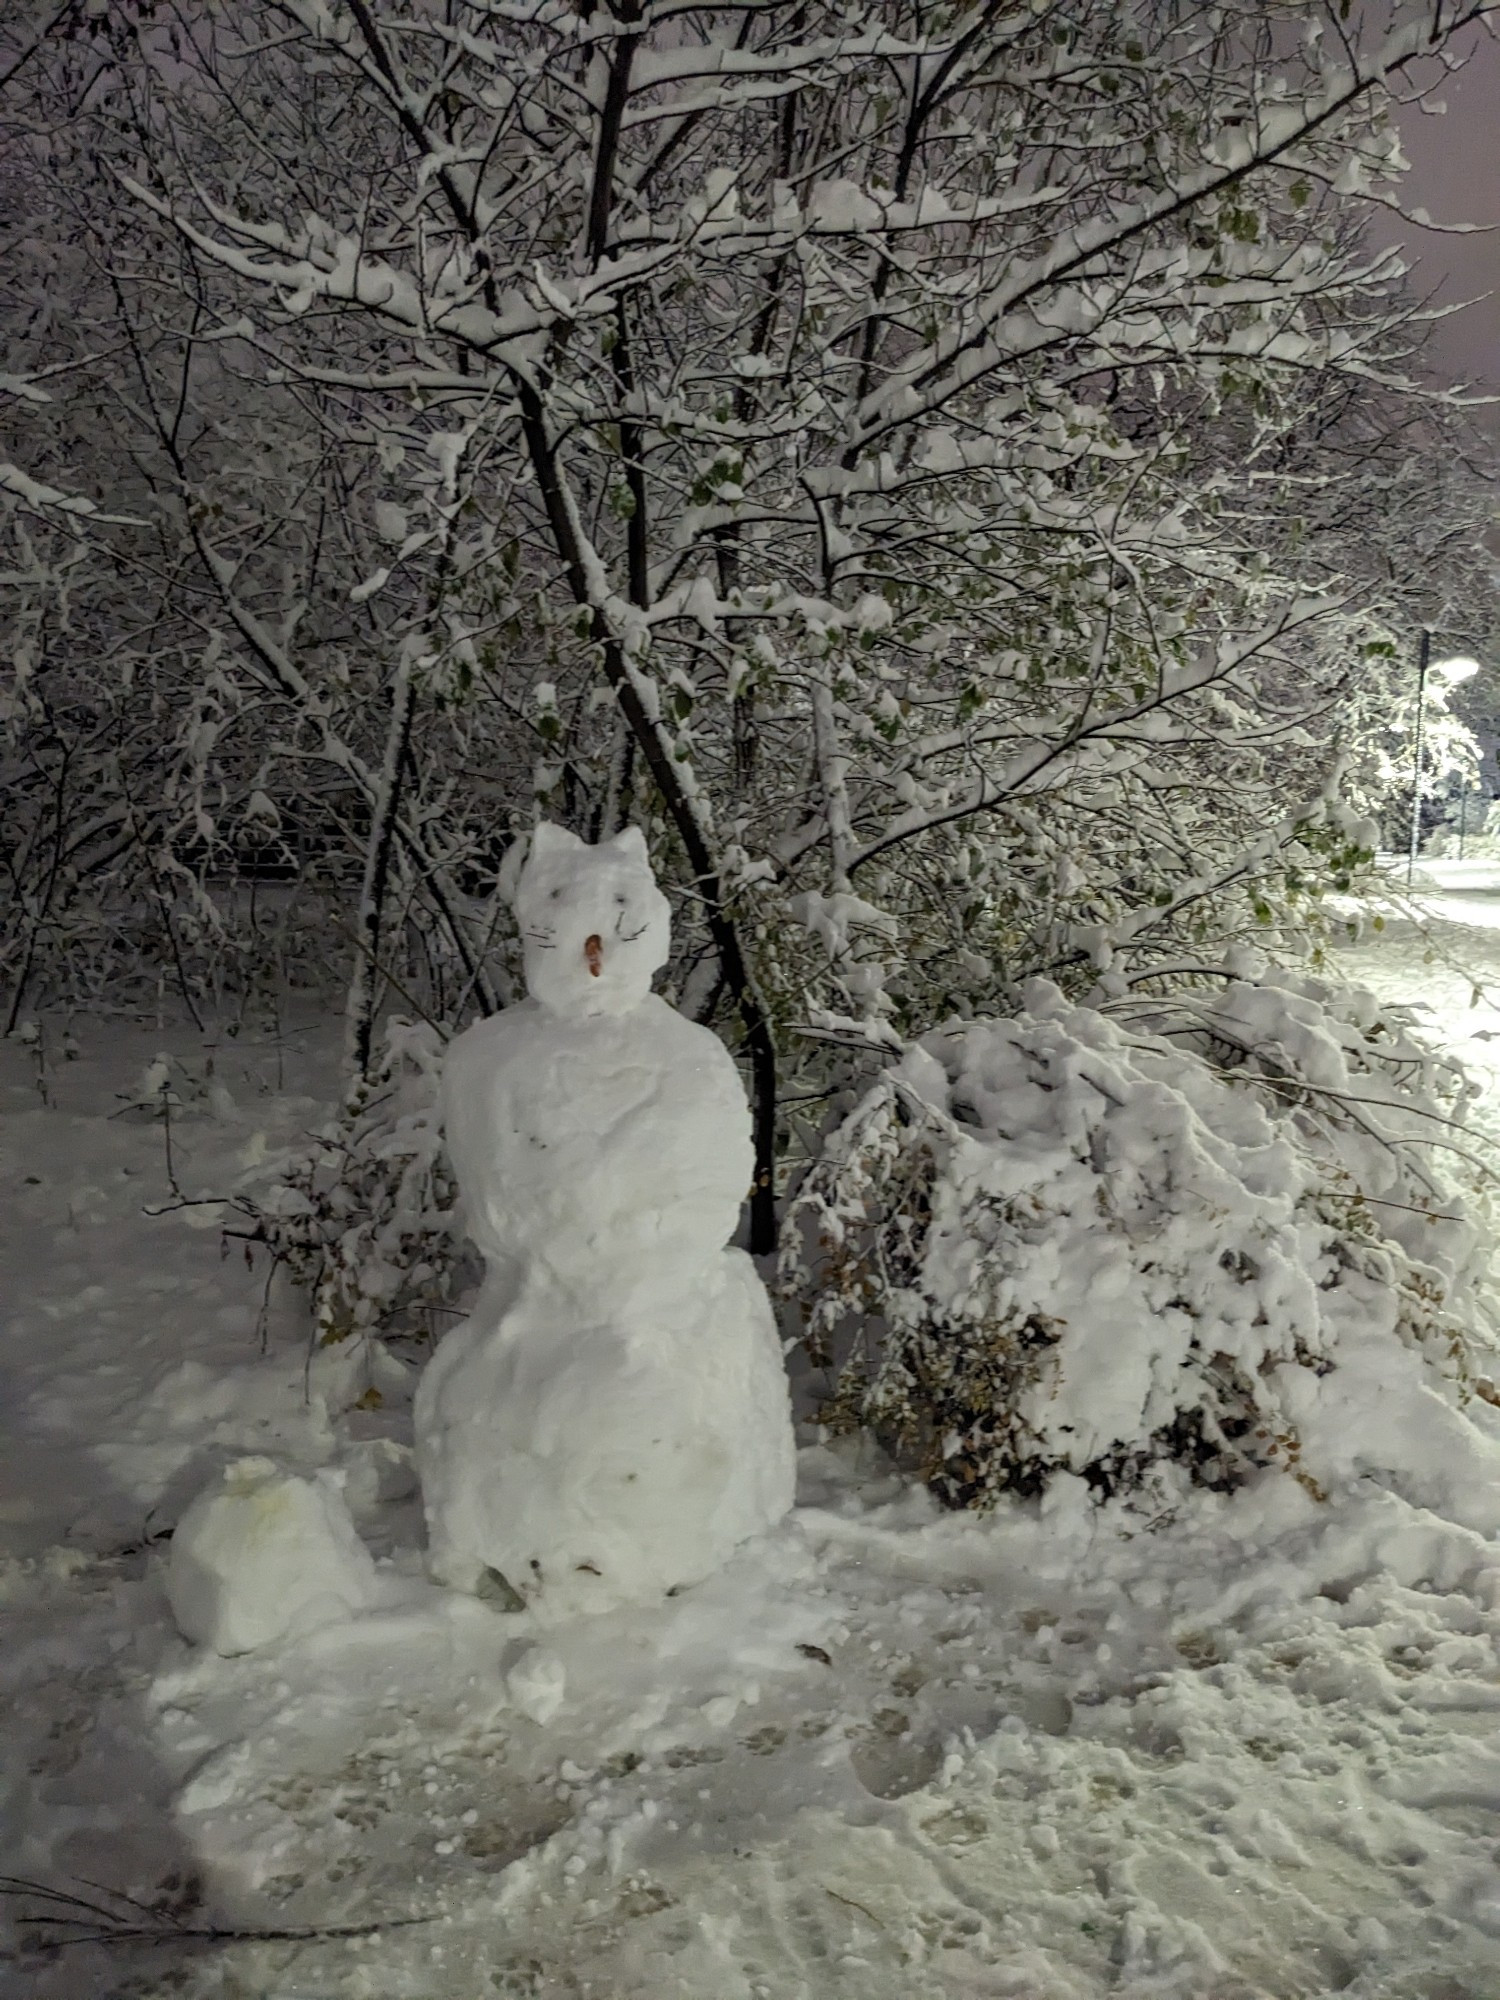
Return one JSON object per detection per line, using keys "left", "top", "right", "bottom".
{"left": 850, "top": 2, "right": 1500, "bottom": 443}
{"left": 840, "top": 594, "right": 1348, "bottom": 875}
{"left": 0, "top": 462, "right": 144, "bottom": 527}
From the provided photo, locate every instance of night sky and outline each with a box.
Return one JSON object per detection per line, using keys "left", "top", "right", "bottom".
{"left": 1393, "top": 26, "right": 1500, "bottom": 400}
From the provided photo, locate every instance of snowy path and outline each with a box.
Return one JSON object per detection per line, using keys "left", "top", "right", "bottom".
{"left": 4, "top": 898, "right": 1500, "bottom": 1998}
{"left": 1334, "top": 859, "right": 1500, "bottom": 1145}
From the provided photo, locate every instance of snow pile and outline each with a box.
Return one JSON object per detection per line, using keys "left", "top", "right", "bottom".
{"left": 166, "top": 1457, "right": 381, "bottom": 1655}
{"left": 787, "top": 968, "right": 1500, "bottom": 1517}
{"left": 415, "top": 824, "right": 795, "bottom": 1619}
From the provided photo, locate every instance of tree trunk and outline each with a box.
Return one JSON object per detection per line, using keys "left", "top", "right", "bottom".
{"left": 345, "top": 648, "right": 415, "bottom": 1079}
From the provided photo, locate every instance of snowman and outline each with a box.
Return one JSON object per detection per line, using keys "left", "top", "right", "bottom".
{"left": 414, "top": 822, "right": 796, "bottom": 1621}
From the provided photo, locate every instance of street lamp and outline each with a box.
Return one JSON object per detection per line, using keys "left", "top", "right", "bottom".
{"left": 1407, "top": 638, "right": 1480, "bottom": 887}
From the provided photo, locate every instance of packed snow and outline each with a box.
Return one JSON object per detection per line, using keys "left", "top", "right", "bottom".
{"left": 166, "top": 1458, "right": 382, "bottom": 1656}
{"left": 417, "top": 823, "right": 795, "bottom": 1615}
{"left": 2, "top": 863, "right": 1500, "bottom": 1997}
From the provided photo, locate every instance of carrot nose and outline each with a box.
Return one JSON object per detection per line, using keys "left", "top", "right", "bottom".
{"left": 584, "top": 933, "right": 603, "bottom": 977}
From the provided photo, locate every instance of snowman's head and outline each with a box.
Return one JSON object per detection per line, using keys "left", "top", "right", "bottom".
{"left": 513, "top": 822, "right": 670, "bottom": 1018}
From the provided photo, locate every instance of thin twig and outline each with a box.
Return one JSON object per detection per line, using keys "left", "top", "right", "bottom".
{"left": 824, "top": 1885, "right": 886, "bottom": 1930}
{"left": 0, "top": 1874, "right": 433, "bottom": 1952}
{"left": 325, "top": 910, "right": 450, "bottom": 1041}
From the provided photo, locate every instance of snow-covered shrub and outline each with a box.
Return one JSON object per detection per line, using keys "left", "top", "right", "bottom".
{"left": 783, "top": 968, "right": 1500, "bottom": 1511}
{"left": 235, "top": 1019, "right": 464, "bottom": 1351}
{"left": 1425, "top": 822, "right": 1500, "bottom": 861}
{"left": 1425, "top": 795, "right": 1492, "bottom": 856}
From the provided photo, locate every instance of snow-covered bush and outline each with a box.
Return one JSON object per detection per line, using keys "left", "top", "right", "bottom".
{"left": 783, "top": 968, "right": 1500, "bottom": 1511}
{"left": 1425, "top": 814, "right": 1498, "bottom": 861}
{"left": 235, "top": 1019, "right": 463, "bottom": 1351}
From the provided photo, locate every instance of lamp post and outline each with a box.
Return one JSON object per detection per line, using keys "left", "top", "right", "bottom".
{"left": 1407, "top": 639, "right": 1481, "bottom": 887}
{"left": 1406, "top": 628, "right": 1431, "bottom": 889}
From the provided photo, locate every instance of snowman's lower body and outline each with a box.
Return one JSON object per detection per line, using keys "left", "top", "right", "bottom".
{"left": 414, "top": 1249, "right": 795, "bottom": 1622}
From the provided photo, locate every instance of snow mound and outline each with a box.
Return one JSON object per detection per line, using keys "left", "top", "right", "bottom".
{"left": 166, "top": 1456, "right": 381, "bottom": 1655}
{"left": 788, "top": 970, "right": 1500, "bottom": 1519}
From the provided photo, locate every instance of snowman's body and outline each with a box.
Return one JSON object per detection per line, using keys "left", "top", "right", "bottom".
{"left": 414, "top": 824, "right": 795, "bottom": 1620}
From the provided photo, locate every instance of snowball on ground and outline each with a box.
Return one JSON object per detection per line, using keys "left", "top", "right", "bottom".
{"left": 166, "top": 1456, "right": 381, "bottom": 1655}
{"left": 341, "top": 1435, "right": 418, "bottom": 1516}
{"left": 506, "top": 1644, "right": 567, "bottom": 1725}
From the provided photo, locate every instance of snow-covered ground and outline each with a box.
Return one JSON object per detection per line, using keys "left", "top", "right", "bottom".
{"left": 1350, "top": 860, "right": 1500, "bottom": 1143}
{"left": 5, "top": 866, "right": 1500, "bottom": 1999}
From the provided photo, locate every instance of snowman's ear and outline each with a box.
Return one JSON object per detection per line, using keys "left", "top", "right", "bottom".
{"left": 609, "top": 823, "right": 649, "bottom": 867}
{"left": 530, "top": 821, "right": 586, "bottom": 863}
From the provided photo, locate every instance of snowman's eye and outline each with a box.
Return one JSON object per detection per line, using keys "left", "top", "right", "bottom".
{"left": 549, "top": 887, "right": 561, "bottom": 900}
{"left": 615, "top": 895, "right": 627, "bottom": 907}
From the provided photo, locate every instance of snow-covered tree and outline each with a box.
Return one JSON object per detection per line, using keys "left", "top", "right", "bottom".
{"left": 6, "top": 0, "right": 1499, "bottom": 1250}
{"left": 2, "top": 49, "right": 527, "bottom": 1043}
